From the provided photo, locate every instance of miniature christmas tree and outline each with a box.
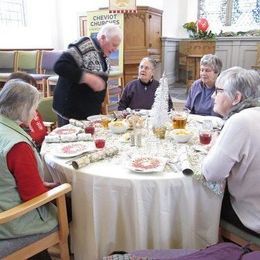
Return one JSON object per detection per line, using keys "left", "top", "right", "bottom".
{"left": 150, "top": 73, "right": 169, "bottom": 138}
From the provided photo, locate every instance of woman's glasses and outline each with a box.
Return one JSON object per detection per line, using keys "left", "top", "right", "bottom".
{"left": 215, "top": 87, "right": 224, "bottom": 95}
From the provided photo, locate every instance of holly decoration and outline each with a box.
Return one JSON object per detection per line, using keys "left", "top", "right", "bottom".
{"left": 183, "top": 18, "right": 215, "bottom": 40}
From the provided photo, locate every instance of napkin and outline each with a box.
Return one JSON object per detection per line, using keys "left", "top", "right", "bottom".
{"left": 45, "top": 133, "right": 92, "bottom": 143}
{"left": 71, "top": 147, "right": 119, "bottom": 169}
{"left": 178, "top": 146, "right": 194, "bottom": 175}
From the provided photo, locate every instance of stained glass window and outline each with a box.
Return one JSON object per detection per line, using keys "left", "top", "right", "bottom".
{"left": 199, "top": 0, "right": 260, "bottom": 33}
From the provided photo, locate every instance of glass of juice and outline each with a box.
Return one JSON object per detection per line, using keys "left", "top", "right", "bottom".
{"left": 199, "top": 120, "right": 213, "bottom": 145}
{"left": 85, "top": 125, "right": 95, "bottom": 136}
{"left": 171, "top": 108, "right": 189, "bottom": 129}
{"left": 101, "top": 116, "right": 111, "bottom": 129}
{"left": 94, "top": 133, "right": 106, "bottom": 149}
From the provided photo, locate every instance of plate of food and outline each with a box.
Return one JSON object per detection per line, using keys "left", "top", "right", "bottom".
{"left": 51, "top": 142, "right": 94, "bottom": 158}
{"left": 128, "top": 156, "right": 167, "bottom": 173}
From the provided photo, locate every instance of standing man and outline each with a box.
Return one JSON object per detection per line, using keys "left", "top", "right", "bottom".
{"left": 53, "top": 23, "right": 122, "bottom": 126}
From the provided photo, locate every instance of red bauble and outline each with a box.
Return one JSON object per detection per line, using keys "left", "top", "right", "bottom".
{"left": 197, "top": 18, "right": 209, "bottom": 32}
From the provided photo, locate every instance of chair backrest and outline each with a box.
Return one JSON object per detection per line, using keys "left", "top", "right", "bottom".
{"left": 38, "top": 96, "right": 57, "bottom": 123}
{"left": 40, "top": 50, "right": 63, "bottom": 75}
{"left": 0, "top": 51, "right": 17, "bottom": 72}
{"left": 16, "top": 50, "right": 39, "bottom": 73}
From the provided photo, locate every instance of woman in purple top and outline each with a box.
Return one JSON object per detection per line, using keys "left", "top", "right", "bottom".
{"left": 118, "top": 57, "right": 172, "bottom": 111}
{"left": 185, "top": 54, "right": 222, "bottom": 116}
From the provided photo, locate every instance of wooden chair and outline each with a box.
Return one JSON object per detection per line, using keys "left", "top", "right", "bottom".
{"left": 38, "top": 96, "right": 57, "bottom": 132}
{"left": 46, "top": 75, "right": 59, "bottom": 97}
{"left": 220, "top": 219, "right": 260, "bottom": 251}
{"left": 32, "top": 50, "right": 63, "bottom": 97}
{"left": 16, "top": 50, "right": 40, "bottom": 74}
{"left": 0, "top": 183, "right": 72, "bottom": 260}
{"left": 0, "top": 50, "right": 17, "bottom": 87}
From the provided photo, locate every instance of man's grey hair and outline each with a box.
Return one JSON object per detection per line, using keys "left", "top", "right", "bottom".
{"left": 97, "top": 23, "right": 122, "bottom": 41}
{"left": 200, "top": 54, "right": 223, "bottom": 75}
{"left": 0, "top": 79, "right": 40, "bottom": 122}
{"left": 216, "top": 66, "right": 260, "bottom": 100}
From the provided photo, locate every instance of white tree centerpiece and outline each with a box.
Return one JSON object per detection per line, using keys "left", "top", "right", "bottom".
{"left": 150, "top": 73, "right": 169, "bottom": 139}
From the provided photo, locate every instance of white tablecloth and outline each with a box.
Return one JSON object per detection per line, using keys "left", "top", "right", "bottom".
{"left": 42, "top": 115, "right": 224, "bottom": 260}
{"left": 43, "top": 155, "right": 222, "bottom": 260}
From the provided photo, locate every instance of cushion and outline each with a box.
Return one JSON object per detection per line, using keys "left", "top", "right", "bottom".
{"left": 0, "top": 226, "right": 57, "bottom": 258}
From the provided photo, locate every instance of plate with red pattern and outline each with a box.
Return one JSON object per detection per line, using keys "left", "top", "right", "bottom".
{"left": 128, "top": 156, "right": 168, "bottom": 173}
{"left": 51, "top": 142, "right": 94, "bottom": 158}
{"left": 51, "top": 127, "right": 81, "bottom": 136}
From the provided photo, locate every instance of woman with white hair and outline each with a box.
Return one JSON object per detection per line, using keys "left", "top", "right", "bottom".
{"left": 185, "top": 54, "right": 223, "bottom": 116}
{"left": 0, "top": 80, "right": 58, "bottom": 259}
{"left": 53, "top": 23, "right": 122, "bottom": 126}
{"left": 202, "top": 67, "right": 260, "bottom": 236}
{"left": 118, "top": 57, "right": 173, "bottom": 111}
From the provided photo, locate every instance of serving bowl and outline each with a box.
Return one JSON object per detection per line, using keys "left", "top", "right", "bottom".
{"left": 171, "top": 129, "right": 192, "bottom": 143}
{"left": 108, "top": 120, "right": 128, "bottom": 134}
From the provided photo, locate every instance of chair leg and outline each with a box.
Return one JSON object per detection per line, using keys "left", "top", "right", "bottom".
{"left": 59, "top": 241, "right": 70, "bottom": 260}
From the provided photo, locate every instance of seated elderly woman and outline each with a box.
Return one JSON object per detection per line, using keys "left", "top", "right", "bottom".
{"left": 7, "top": 72, "right": 47, "bottom": 150}
{"left": 202, "top": 67, "right": 260, "bottom": 237}
{"left": 118, "top": 57, "right": 173, "bottom": 111}
{"left": 0, "top": 80, "right": 58, "bottom": 259}
{"left": 185, "top": 54, "right": 222, "bottom": 116}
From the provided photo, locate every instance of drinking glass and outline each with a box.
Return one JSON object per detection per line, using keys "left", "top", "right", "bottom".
{"left": 199, "top": 120, "right": 213, "bottom": 145}
{"left": 85, "top": 125, "right": 95, "bottom": 136}
{"left": 101, "top": 116, "right": 112, "bottom": 129}
{"left": 171, "top": 108, "right": 189, "bottom": 129}
{"left": 94, "top": 133, "right": 106, "bottom": 149}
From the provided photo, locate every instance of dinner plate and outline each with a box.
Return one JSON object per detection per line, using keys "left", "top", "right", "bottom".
{"left": 51, "top": 127, "right": 81, "bottom": 136}
{"left": 191, "top": 115, "right": 224, "bottom": 129}
{"left": 51, "top": 142, "right": 95, "bottom": 158}
{"left": 139, "top": 109, "right": 150, "bottom": 116}
{"left": 87, "top": 115, "right": 103, "bottom": 122}
{"left": 128, "top": 157, "right": 167, "bottom": 173}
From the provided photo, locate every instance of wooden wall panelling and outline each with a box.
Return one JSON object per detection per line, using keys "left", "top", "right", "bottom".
{"left": 123, "top": 6, "right": 162, "bottom": 85}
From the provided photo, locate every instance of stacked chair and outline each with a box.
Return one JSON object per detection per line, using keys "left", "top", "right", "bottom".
{"left": 16, "top": 50, "right": 40, "bottom": 74}
{"left": 32, "top": 50, "right": 63, "bottom": 97}
{"left": 0, "top": 49, "right": 63, "bottom": 96}
{"left": 0, "top": 50, "right": 17, "bottom": 87}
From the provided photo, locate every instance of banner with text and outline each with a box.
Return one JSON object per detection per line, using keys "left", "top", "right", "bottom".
{"left": 87, "top": 10, "right": 124, "bottom": 74}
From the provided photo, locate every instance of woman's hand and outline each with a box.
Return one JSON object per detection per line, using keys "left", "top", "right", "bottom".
{"left": 43, "top": 181, "right": 60, "bottom": 189}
